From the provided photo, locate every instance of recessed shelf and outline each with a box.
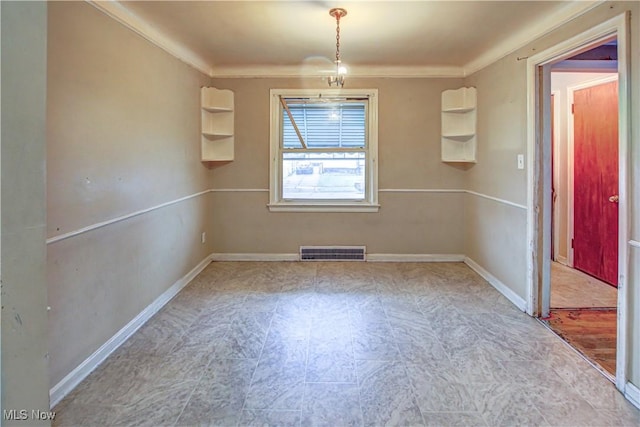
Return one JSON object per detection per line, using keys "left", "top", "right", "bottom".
{"left": 201, "top": 87, "right": 234, "bottom": 162}
{"left": 441, "top": 87, "right": 477, "bottom": 163}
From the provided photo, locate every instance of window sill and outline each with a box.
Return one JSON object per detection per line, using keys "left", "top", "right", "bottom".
{"left": 267, "top": 203, "right": 380, "bottom": 213}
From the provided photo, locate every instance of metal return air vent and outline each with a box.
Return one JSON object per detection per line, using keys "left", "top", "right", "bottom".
{"left": 299, "top": 246, "right": 366, "bottom": 261}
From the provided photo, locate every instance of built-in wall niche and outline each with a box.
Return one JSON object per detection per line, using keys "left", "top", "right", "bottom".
{"left": 201, "top": 87, "right": 234, "bottom": 161}
{"left": 441, "top": 87, "right": 477, "bottom": 163}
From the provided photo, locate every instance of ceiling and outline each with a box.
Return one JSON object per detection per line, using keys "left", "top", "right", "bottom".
{"left": 101, "top": 1, "right": 601, "bottom": 77}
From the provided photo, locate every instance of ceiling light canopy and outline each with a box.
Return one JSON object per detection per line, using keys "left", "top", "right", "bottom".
{"left": 327, "top": 7, "right": 347, "bottom": 87}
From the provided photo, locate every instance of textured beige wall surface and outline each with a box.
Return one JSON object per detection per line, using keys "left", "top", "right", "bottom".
{"left": 463, "top": 195, "right": 527, "bottom": 298}
{"left": 47, "top": 2, "right": 212, "bottom": 387}
{"left": 209, "top": 77, "right": 467, "bottom": 254}
{"left": 465, "top": 1, "right": 640, "bottom": 388}
{"left": 1, "top": 1, "right": 51, "bottom": 423}
{"left": 211, "top": 192, "right": 464, "bottom": 255}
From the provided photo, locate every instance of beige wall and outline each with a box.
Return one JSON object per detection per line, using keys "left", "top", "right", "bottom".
{"left": 465, "top": 0, "right": 640, "bottom": 389}
{"left": 1, "top": 1, "right": 51, "bottom": 424}
{"left": 47, "top": 2, "right": 212, "bottom": 387}
{"left": 209, "top": 77, "right": 467, "bottom": 255}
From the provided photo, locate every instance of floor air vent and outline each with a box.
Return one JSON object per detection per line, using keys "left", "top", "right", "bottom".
{"left": 299, "top": 246, "right": 366, "bottom": 261}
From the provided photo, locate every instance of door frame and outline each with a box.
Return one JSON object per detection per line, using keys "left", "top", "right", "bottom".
{"left": 566, "top": 74, "right": 619, "bottom": 271}
{"left": 550, "top": 90, "right": 561, "bottom": 263}
{"left": 525, "top": 12, "right": 630, "bottom": 393}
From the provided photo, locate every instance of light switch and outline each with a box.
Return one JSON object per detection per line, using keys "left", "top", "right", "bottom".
{"left": 517, "top": 154, "right": 525, "bottom": 170}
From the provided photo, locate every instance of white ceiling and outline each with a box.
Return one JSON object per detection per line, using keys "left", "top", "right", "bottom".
{"left": 100, "top": 1, "right": 601, "bottom": 77}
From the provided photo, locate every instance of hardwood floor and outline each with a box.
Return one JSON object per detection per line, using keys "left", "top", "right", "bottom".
{"left": 546, "top": 308, "right": 617, "bottom": 376}
{"left": 548, "top": 262, "right": 617, "bottom": 377}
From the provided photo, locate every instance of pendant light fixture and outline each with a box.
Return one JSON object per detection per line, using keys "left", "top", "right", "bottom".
{"left": 327, "top": 7, "right": 347, "bottom": 87}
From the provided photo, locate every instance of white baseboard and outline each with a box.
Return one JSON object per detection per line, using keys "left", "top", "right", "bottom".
{"left": 367, "top": 253, "right": 465, "bottom": 262}
{"left": 210, "top": 253, "right": 466, "bottom": 263}
{"left": 625, "top": 382, "right": 640, "bottom": 410}
{"left": 211, "top": 253, "right": 299, "bottom": 261}
{"left": 464, "top": 257, "right": 527, "bottom": 312}
{"left": 49, "top": 254, "right": 213, "bottom": 408}
{"left": 555, "top": 255, "right": 568, "bottom": 265}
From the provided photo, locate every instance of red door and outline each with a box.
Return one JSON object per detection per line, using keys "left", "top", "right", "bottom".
{"left": 573, "top": 80, "right": 618, "bottom": 287}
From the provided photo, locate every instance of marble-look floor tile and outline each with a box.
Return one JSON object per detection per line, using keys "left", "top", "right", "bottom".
{"left": 390, "top": 317, "right": 447, "bottom": 364}
{"left": 239, "top": 409, "right": 302, "bottom": 427}
{"left": 405, "top": 362, "right": 476, "bottom": 413}
{"left": 175, "top": 358, "right": 256, "bottom": 426}
{"left": 209, "top": 311, "right": 271, "bottom": 359}
{"left": 52, "top": 402, "right": 122, "bottom": 427}
{"left": 548, "top": 352, "right": 632, "bottom": 411}
{"left": 170, "top": 321, "right": 229, "bottom": 354}
{"left": 421, "top": 411, "right": 488, "bottom": 427}
{"left": 306, "top": 352, "right": 356, "bottom": 383}
{"left": 470, "top": 383, "right": 548, "bottom": 427}
{"left": 244, "top": 361, "right": 306, "bottom": 411}
{"left": 535, "top": 398, "right": 615, "bottom": 427}
{"left": 351, "top": 329, "right": 400, "bottom": 361}
{"left": 242, "top": 292, "right": 280, "bottom": 313}
{"left": 113, "top": 380, "right": 196, "bottom": 427}
{"left": 598, "top": 407, "right": 640, "bottom": 427}
{"left": 53, "top": 262, "right": 640, "bottom": 427}
{"left": 357, "top": 360, "right": 424, "bottom": 426}
{"left": 63, "top": 355, "right": 158, "bottom": 406}
{"left": 447, "top": 347, "right": 508, "bottom": 384}
{"left": 302, "top": 383, "right": 363, "bottom": 427}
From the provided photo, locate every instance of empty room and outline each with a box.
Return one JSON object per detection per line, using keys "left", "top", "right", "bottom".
{"left": 2, "top": 1, "right": 640, "bottom": 426}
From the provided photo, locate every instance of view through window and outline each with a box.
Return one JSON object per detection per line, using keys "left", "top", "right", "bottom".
{"left": 269, "top": 89, "right": 378, "bottom": 212}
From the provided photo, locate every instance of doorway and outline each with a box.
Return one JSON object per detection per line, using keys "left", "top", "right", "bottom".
{"left": 547, "top": 66, "right": 619, "bottom": 377}
{"left": 525, "top": 13, "right": 630, "bottom": 393}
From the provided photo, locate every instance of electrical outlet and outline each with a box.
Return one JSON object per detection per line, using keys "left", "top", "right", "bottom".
{"left": 201, "top": 232, "right": 206, "bottom": 244}
{"left": 517, "top": 154, "right": 525, "bottom": 170}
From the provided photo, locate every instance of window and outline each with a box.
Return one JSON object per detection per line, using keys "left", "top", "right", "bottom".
{"left": 269, "top": 89, "right": 378, "bottom": 212}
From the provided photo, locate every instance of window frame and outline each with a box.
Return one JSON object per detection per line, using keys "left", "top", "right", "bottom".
{"left": 268, "top": 88, "right": 379, "bottom": 212}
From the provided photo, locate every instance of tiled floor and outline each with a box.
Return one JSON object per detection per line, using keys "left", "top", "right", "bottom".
{"left": 54, "top": 262, "right": 640, "bottom": 426}
{"left": 551, "top": 262, "right": 617, "bottom": 308}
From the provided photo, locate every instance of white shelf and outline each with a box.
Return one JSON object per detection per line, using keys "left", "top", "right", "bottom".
{"left": 442, "top": 86, "right": 476, "bottom": 111}
{"left": 202, "top": 106, "right": 233, "bottom": 113}
{"left": 442, "top": 133, "right": 475, "bottom": 139}
{"left": 442, "top": 107, "right": 474, "bottom": 113}
{"left": 201, "top": 87, "right": 234, "bottom": 162}
{"left": 441, "top": 87, "right": 477, "bottom": 163}
{"left": 202, "top": 132, "right": 233, "bottom": 140}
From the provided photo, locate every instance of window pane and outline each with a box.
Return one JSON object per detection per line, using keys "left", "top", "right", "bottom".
{"left": 282, "top": 102, "right": 366, "bottom": 149}
{"left": 282, "top": 152, "right": 365, "bottom": 200}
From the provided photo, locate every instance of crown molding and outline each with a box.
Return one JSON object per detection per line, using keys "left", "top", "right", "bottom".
{"left": 209, "top": 64, "right": 465, "bottom": 79}
{"left": 463, "top": 0, "right": 603, "bottom": 76}
{"left": 86, "top": 0, "right": 213, "bottom": 77}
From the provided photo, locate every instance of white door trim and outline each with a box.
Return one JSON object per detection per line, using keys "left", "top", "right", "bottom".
{"left": 525, "top": 12, "right": 630, "bottom": 393}
{"left": 551, "top": 89, "right": 561, "bottom": 263}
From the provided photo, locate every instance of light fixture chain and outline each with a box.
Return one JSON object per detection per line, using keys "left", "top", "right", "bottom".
{"left": 327, "top": 8, "right": 347, "bottom": 87}
{"left": 335, "top": 15, "right": 341, "bottom": 62}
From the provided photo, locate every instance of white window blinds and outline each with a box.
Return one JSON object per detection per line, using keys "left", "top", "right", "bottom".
{"left": 282, "top": 101, "right": 366, "bottom": 149}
